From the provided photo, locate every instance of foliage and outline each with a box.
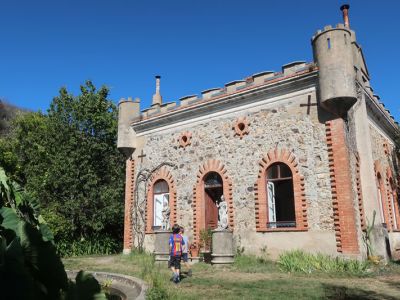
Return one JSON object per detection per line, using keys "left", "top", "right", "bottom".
{"left": 278, "top": 250, "right": 370, "bottom": 276}
{"left": 135, "top": 251, "right": 170, "bottom": 300}
{"left": 199, "top": 228, "right": 212, "bottom": 251}
{"left": 4, "top": 81, "right": 125, "bottom": 253}
{"left": 0, "top": 99, "right": 28, "bottom": 136}
{"left": 56, "top": 235, "right": 121, "bottom": 257}
{"left": 0, "top": 166, "right": 106, "bottom": 299}
{"left": 0, "top": 137, "right": 20, "bottom": 179}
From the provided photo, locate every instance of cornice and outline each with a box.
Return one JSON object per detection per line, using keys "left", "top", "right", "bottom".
{"left": 132, "top": 71, "right": 318, "bottom": 134}
{"left": 361, "top": 83, "right": 399, "bottom": 138}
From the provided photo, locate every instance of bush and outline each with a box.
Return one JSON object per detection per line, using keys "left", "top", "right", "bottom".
{"left": 56, "top": 235, "right": 122, "bottom": 257}
{"left": 278, "top": 250, "right": 370, "bottom": 276}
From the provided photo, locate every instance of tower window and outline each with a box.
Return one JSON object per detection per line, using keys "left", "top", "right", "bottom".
{"left": 327, "top": 38, "right": 331, "bottom": 49}
{"left": 344, "top": 34, "right": 347, "bottom": 45}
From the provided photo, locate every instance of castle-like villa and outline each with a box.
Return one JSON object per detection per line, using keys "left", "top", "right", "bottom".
{"left": 117, "top": 5, "right": 400, "bottom": 260}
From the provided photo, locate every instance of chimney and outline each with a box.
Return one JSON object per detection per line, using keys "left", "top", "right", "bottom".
{"left": 152, "top": 75, "right": 162, "bottom": 106}
{"left": 340, "top": 4, "right": 350, "bottom": 28}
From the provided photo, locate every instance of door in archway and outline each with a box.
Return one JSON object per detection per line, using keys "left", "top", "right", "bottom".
{"left": 204, "top": 172, "right": 223, "bottom": 230}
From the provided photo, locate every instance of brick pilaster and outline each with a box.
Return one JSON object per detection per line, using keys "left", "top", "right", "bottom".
{"left": 325, "top": 119, "right": 359, "bottom": 254}
{"left": 123, "top": 158, "right": 135, "bottom": 252}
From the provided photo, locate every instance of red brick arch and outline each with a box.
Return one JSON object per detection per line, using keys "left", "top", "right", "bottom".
{"left": 192, "top": 159, "right": 234, "bottom": 251}
{"left": 374, "top": 160, "right": 389, "bottom": 228}
{"left": 146, "top": 167, "right": 177, "bottom": 233}
{"left": 386, "top": 167, "right": 400, "bottom": 231}
{"left": 254, "top": 148, "right": 307, "bottom": 232}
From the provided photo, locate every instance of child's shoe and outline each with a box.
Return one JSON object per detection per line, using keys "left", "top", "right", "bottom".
{"left": 173, "top": 274, "right": 180, "bottom": 284}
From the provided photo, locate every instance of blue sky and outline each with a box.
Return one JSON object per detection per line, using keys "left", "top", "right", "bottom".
{"left": 1, "top": 0, "right": 399, "bottom": 121}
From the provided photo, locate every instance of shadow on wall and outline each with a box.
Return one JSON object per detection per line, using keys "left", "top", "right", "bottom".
{"left": 322, "top": 284, "right": 398, "bottom": 300}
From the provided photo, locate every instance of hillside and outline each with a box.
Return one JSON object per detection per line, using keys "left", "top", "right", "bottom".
{"left": 0, "top": 100, "right": 28, "bottom": 135}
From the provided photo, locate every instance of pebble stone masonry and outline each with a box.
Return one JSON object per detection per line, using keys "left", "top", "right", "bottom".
{"left": 118, "top": 5, "right": 400, "bottom": 260}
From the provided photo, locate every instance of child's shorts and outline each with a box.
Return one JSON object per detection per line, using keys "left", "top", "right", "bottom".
{"left": 168, "top": 256, "right": 181, "bottom": 269}
{"left": 182, "top": 253, "right": 188, "bottom": 262}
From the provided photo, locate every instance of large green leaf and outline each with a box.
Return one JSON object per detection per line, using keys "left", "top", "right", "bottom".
{"left": 18, "top": 221, "right": 68, "bottom": 299}
{"left": 2, "top": 234, "right": 36, "bottom": 300}
{"left": 5, "top": 235, "right": 25, "bottom": 272}
{"left": 73, "top": 271, "right": 107, "bottom": 300}
{"left": 0, "top": 207, "right": 19, "bottom": 232}
{"left": 0, "top": 233, "right": 5, "bottom": 268}
{"left": 39, "top": 223, "right": 54, "bottom": 242}
{"left": 0, "top": 167, "right": 11, "bottom": 205}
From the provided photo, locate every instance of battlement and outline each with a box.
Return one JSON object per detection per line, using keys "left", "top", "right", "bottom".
{"left": 311, "top": 23, "right": 354, "bottom": 42}
{"left": 138, "top": 61, "right": 317, "bottom": 120}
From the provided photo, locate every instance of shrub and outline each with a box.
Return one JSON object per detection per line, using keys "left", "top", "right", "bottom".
{"left": 278, "top": 250, "right": 369, "bottom": 276}
{"left": 56, "top": 235, "right": 121, "bottom": 257}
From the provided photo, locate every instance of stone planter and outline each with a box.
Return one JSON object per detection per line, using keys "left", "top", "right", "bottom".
{"left": 154, "top": 230, "right": 172, "bottom": 262}
{"left": 211, "top": 229, "right": 234, "bottom": 264}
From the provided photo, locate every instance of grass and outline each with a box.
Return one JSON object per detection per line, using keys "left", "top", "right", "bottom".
{"left": 278, "top": 250, "right": 370, "bottom": 276}
{"left": 63, "top": 251, "right": 400, "bottom": 300}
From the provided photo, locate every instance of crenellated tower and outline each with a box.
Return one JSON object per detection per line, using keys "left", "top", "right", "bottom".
{"left": 312, "top": 4, "right": 358, "bottom": 116}
{"left": 117, "top": 97, "right": 140, "bottom": 158}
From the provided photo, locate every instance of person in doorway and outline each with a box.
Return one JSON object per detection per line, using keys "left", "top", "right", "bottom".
{"left": 180, "top": 226, "right": 192, "bottom": 277}
{"left": 169, "top": 224, "right": 185, "bottom": 283}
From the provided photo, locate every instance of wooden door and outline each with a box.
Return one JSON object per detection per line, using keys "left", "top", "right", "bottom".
{"left": 205, "top": 190, "right": 218, "bottom": 229}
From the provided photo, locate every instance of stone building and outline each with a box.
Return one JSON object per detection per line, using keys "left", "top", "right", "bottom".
{"left": 117, "top": 5, "right": 400, "bottom": 259}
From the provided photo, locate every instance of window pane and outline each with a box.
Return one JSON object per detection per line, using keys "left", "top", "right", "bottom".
{"left": 204, "top": 172, "right": 222, "bottom": 187}
{"left": 154, "top": 180, "right": 169, "bottom": 193}
{"left": 153, "top": 194, "right": 164, "bottom": 226}
{"left": 279, "top": 164, "right": 292, "bottom": 178}
{"left": 266, "top": 164, "right": 278, "bottom": 179}
{"left": 267, "top": 163, "right": 292, "bottom": 179}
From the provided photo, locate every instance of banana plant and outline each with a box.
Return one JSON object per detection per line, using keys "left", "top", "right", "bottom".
{"left": 0, "top": 167, "right": 106, "bottom": 299}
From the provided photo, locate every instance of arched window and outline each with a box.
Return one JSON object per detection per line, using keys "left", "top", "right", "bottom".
{"left": 266, "top": 163, "right": 295, "bottom": 228}
{"left": 153, "top": 179, "right": 169, "bottom": 228}
{"left": 389, "top": 178, "right": 398, "bottom": 230}
{"left": 376, "top": 173, "right": 387, "bottom": 226}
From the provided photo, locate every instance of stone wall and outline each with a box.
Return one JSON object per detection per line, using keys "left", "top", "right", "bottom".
{"left": 368, "top": 121, "right": 400, "bottom": 259}
{"left": 137, "top": 90, "right": 336, "bottom": 256}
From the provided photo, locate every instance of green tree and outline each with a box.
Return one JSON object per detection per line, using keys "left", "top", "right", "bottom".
{"left": 9, "top": 81, "right": 125, "bottom": 254}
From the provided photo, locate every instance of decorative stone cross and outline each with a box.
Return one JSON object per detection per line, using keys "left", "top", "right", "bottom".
{"left": 300, "top": 95, "right": 318, "bottom": 115}
{"left": 138, "top": 150, "right": 146, "bottom": 163}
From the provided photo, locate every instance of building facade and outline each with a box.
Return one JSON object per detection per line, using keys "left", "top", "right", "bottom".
{"left": 117, "top": 5, "right": 400, "bottom": 259}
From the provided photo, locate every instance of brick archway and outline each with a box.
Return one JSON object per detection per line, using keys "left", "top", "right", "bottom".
{"left": 192, "top": 159, "right": 234, "bottom": 250}
{"left": 146, "top": 167, "right": 177, "bottom": 233}
{"left": 254, "top": 148, "right": 307, "bottom": 232}
{"left": 386, "top": 167, "right": 400, "bottom": 230}
{"left": 374, "top": 161, "right": 389, "bottom": 228}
